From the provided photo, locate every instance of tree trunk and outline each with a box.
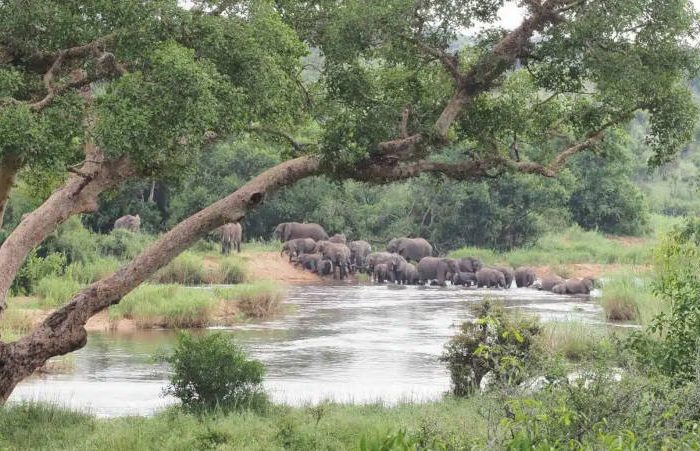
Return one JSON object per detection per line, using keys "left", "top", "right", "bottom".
{"left": 0, "top": 154, "right": 136, "bottom": 314}
{"left": 0, "top": 155, "right": 320, "bottom": 402}
{"left": 0, "top": 153, "right": 24, "bottom": 230}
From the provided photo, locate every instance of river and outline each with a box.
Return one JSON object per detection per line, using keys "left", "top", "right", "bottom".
{"left": 10, "top": 283, "right": 602, "bottom": 417}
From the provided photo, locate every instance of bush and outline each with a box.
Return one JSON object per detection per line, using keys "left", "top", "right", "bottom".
{"left": 98, "top": 229, "right": 151, "bottom": 260}
{"left": 154, "top": 253, "right": 247, "bottom": 285}
{"left": 214, "top": 281, "right": 285, "bottom": 318}
{"left": 65, "top": 257, "right": 120, "bottom": 284}
{"left": 35, "top": 276, "right": 82, "bottom": 307}
{"left": 43, "top": 217, "right": 99, "bottom": 264}
{"left": 163, "top": 331, "right": 267, "bottom": 413}
{"left": 109, "top": 284, "right": 217, "bottom": 328}
{"left": 10, "top": 250, "right": 66, "bottom": 295}
{"left": 440, "top": 300, "right": 542, "bottom": 396}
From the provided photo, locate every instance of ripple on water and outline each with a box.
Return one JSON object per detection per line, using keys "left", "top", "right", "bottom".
{"left": 10, "top": 283, "right": 601, "bottom": 417}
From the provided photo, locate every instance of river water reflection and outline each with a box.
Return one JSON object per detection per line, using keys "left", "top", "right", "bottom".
{"left": 11, "top": 283, "right": 602, "bottom": 417}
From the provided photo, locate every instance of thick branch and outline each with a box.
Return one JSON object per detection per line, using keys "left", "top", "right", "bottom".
{"left": 0, "top": 154, "right": 23, "bottom": 230}
{"left": 0, "top": 155, "right": 321, "bottom": 402}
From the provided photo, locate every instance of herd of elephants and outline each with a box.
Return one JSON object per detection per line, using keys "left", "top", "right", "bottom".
{"left": 112, "top": 216, "right": 594, "bottom": 295}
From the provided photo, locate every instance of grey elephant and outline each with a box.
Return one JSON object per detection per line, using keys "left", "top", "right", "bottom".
{"left": 514, "top": 267, "right": 536, "bottom": 288}
{"left": 273, "top": 222, "right": 329, "bottom": 242}
{"left": 476, "top": 268, "right": 506, "bottom": 288}
{"left": 551, "top": 283, "right": 567, "bottom": 294}
{"left": 349, "top": 240, "right": 372, "bottom": 272}
{"left": 366, "top": 252, "right": 404, "bottom": 282}
{"left": 417, "top": 257, "right": 459, "bottom": 286}
{"left": 217, "top": 222, "right": 242, "bottom": 255}
{"left": 386, "top": 237, "right": 433, "bottom": 263}
{"left": 281, "top": 238, "right": 316, "bottom": 262}
{"left": 561, "top": 278, "right": 595, "bottom": 294}
{"left": 490, "top": 266, "right": 514, "bottom": 289}
{"left": 315, "top": 241, "right": 352, "bottom": 279}
{"left": 458, "top": 257, "right": 483, "bottom": 273}
{"left": 329, "top": 233, "right": 347, "bottom": 244}
{"left": 374, "top": 263, "right": 393, "bottom": 283}
{"left": 402, "top": 263, "right": 419, "bottom": 285}
{"left": 114, "top": 214, "right": 141, "bottom": 233}
{"left": 535, "top": 275, "right": 565, "bottom": 291}
{"left": 297, "top": 253, "right": 334, "bottom": 275}
{"left": 453, "top": 271, "right": 477, "bottom": 286}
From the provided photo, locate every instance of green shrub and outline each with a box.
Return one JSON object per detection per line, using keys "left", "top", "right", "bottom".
{"left": 440, "top": 300, "right": 542, "bottom": 396}
{"left": 43, "top": 217, "right": 98, "bottom": 264}
{"left": 600, "top": 271, "right": 661, "bottom": 323}
{"left": 109, "top": 284, "right": 217, "bottom": 328}
{"left": 153, "top": 252, "right": 208, "bottom": 285}
{"left": 214, "top": 281, "right": 285, "bottom": 318}
{"left": 65, "top": 257, "right": 121, "bottom": 284}
{"left": 35, "top": 276, "right": 82, "bottom": 307}
{"left": 98, "top": 229, "right": 151, "bottom": 260}
{"left": 162, "top": 331, "right": 267, "bottom": 413}
{"left": 10, "top": 250, "right": 66, "bottom": 295}
{"left": 212, "top": 256, "right": 247, "bottom": 284}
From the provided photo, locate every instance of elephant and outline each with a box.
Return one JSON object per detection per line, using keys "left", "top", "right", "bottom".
{"left": 348, "top": 240, "right": 372, "bottom": 272}
{"left": 217, "top": 222, "right": 242, "bottom": 255}
{"left": 373, "top": 263, "right": 390, "bottom": 283}
{"left": 329, "top": 233, "right": 347, "bottom": 244}
{"left": 490, "top": 266, "right": 514, "bottom": 288}
{"left": 562, "top": 278, "right": 595, "bottom": 294}
{"left": 417, "top": 257, "right": 459, "bottom": 286}
{"left": 452, "top": 271, "right": 477, "bottom": 286}
{"left": 366, "top": 252, "right": 404, "bottom": 282}
{"left": 514, "top": 267, "right": 536, "bottom": 288}
{"left": 281, "top": 238, "right": 316, "bottom": 262}
{"left": 535, "top": 275, "right": 565, "bottom": 291}
{"left": 402, "top": 263, "right": 419, "bottom": 285}
{"left": 114, "top": 214, "right": 141, "bottom": 233}
{"left": 458, "top": 257, "right": 483, "bottom": 273}
{"left": 273, "top": 222, "right": 329, "bottom": 242}
{"left": 551, "top": 283, "right": 567, "bottom": 294}
{"left": 297, "top": 253, "right": 334, "bottom": 275}
{"left": 476, "top": 268, "right": 506, "bottom": 288}
{"left": 315, "top": 241, "right": 352, "bottom": 279}
{"left": 386, "top": 237, "right": 433, "bottom": 263}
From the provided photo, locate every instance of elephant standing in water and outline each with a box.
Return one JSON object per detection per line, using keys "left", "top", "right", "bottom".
{"left": 315, "top": 241, "right": 352, "bottom": 279}
{"left": 452, "top": 271, "right": 477, "bottom": 286}
{"left": 553, "top": 278, "right": 595, "bottom": 294}
{"left": 417, "top": 257, "right": 459, "bottom": 286}
{"left": 329, "top": 233, "right": 347, "bottom": 244}
{"left": 476, "top": 268, "right": 506, "bottom": 288}
{"left": 114, "top": 214, "right": 141, "bottom": 233}
{"left": 395, "top": 260, "right": 419, "bottom": 285}
{"left": 297, "top": 253, "right": 333, "bottom": 275}
{"left": 281, "top": 238, "right": 316, "bottom": 262}
{"left": 349, "top": 240, "right": 372, "bottom": 271}
{"left": 458, "top": 257, "right": 483, "bottom": 273}
{"left": 217, "top": 222, "right": 242, "bottom": 255}
{"left": 515, "top": 267, "right": 536, "bottom": 287}
{"left": 490, "top": 266, "right": 514, "bottom": 289}
{"left": 535, "top": 275, "right": 565, "bottom": 291}
{"left": 386, "top": 237, "right": 433, "bottom": 263}
{"left": 373, "top": 263, "right": 390, "bottom": 283}
{"left": 273, "top": 222, "right": 329, "bottom": 242}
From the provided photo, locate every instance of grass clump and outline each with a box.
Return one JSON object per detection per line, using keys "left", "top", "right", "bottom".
{"left": 65, "top": 257, "right": 120, "bottom": 284}
{"left": 109, "top": 284, "right": 217, "bottom": 328}
{"left": 601, "top": 271, "right": 661, "bottom": 324}
{"left": 540, "top": 322, "right": 608, "bottom": 362}
{"left": 34, "top": 276, "right": 82, "bottom": 308}
{"left": 214, "top": 281, "right": 285, "bottom": 319}
{"left": 211, "top": 256, "right": 248, "bottom": 284}
{"left": 153, "top": 253, "right": 248, "bottom": 285}
{"left": 0, "top": 306, "right": 35, "bottom": 341}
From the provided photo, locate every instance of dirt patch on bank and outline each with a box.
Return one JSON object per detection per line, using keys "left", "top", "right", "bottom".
{"left": 242, "top": 251, "right": 322, "bottom": 283}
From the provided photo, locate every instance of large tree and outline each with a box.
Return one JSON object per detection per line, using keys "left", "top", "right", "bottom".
{"left": 0, "top": 0, "right": 698, "bottom": 401}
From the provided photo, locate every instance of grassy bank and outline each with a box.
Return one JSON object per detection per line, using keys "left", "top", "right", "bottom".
{"left": 449, "top": 225, "right": 655, "bottom": 267}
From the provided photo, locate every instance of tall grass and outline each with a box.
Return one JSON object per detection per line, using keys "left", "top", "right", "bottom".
{"left": 450, "top": 226, "right": 652, "bottom": 267}
{"left": 539, "top": 322, "right": 610, "bottom": 362}
{"left": 153, "top": 252, "right": 247, "bottom": 285}
{"left": 34, "top": 277, "right": 82, "bottom": 308}
{"left": 214, "top": 281, "right": 285, "bottom": 319}
{"left": 65, "top": 257, "right": 120, "bottom": 284}
{"left": 600, "top": 271, "right": 663, "bottom": 325}
{"left": 109, "top": 284, "right": 217, "bottom": 328}
{"left": 0, "top": 306, "right": 35, "bottom": 341}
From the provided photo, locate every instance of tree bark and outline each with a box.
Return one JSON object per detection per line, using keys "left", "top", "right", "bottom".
{"left": 0, "top": 154, "right": 136, "bottom": 314}
{"left": 0, "top": 153, "right": 23, "bottom": 230}
{"left": 0, "top": 155, "right": 321, "bottom": 402}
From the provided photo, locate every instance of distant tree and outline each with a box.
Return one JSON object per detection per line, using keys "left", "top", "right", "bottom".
{"left": 0, "top": 0, "right": 698, "bottom": 401}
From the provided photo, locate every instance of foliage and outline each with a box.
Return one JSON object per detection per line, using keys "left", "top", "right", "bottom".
{"left": 152, "top": 252, "right": 247, "bottom": 285}
{"left": 162, "top": 332, "right": 267, "bottom": 413}
{"left": 64, "top": 257, "right": 120, "bottom": 285}
{"left": 627, "top": 218, "right": 700, "bottom": 382}
{"left": 10, "top": 250, "right": 66, "bottom": 296}
{"left": 440, "top": 300, "right": 542, "bottom": 396}
{"left": 97, "top": 228, "right": 152, "bottom": 261}
{"left": 214, "top": 281, "right": 285, "bottom": 319}
{"left": 34, "top": 276, "right": 82, "bottom": 308}
{"left": 109, "top": 284, "right": 217, "bottom": 328}
{"left": 601, "top": 270, "right": 662, "bottom": 324}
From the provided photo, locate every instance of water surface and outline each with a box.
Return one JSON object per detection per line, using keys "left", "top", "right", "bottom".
{"left": 11, "top": 283, "right": 601, "bottom": 417}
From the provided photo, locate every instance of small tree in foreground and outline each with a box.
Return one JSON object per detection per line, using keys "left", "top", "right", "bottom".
{"left": 163, "top": 332, "right": 267, "bottom": 413}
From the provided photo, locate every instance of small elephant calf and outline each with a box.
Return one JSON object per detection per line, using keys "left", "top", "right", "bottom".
{"left": 452, "top": 271, "right": 477, "bottom": 286}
